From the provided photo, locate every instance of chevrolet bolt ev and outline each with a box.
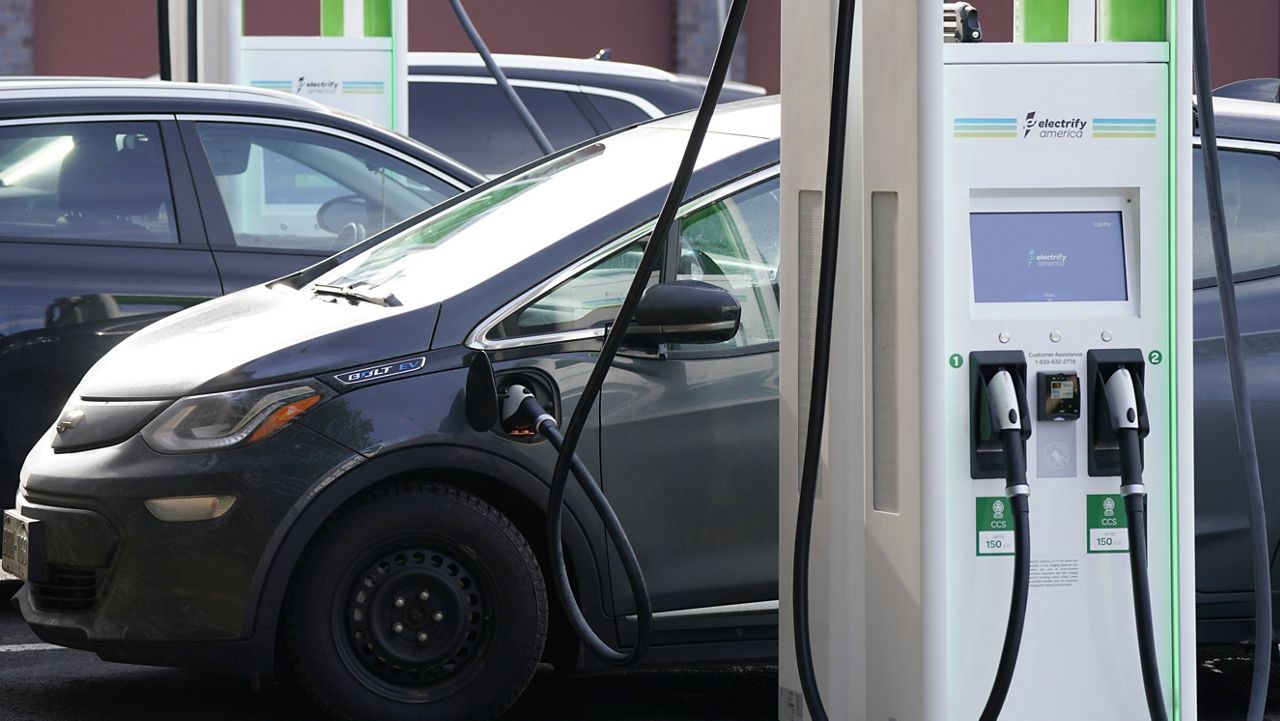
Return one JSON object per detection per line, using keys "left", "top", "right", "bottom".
{"left": 0, "top": 79, "right": 483, "bottom": 526}
{"left": 5, "top": 98, "right": 781, "bottom": 720}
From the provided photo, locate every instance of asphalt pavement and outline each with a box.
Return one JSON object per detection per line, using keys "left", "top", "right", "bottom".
{"left": 0, "top": 580, "right": 1276, "bottom": 720}
{"left": 0, "top": 582, "right": 774, "bottom": 721}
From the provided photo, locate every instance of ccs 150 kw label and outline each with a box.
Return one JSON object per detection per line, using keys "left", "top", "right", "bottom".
{"left": 977, "top": 497, "right": 1015, "bottom": 557}
{"left": 1087, "top": 494, "right": 1129, "bottom": 554}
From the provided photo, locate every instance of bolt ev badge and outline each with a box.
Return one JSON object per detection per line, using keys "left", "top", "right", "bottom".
{"left": 55, "top": 409, "right": 85, "bottom": 433}
{"left": 336, "top": 357, "right": 427, "bottom": 385}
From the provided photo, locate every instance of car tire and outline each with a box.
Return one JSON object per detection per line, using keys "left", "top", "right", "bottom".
{"left": 285, "top": 481, "right": 548, "bottom": 721}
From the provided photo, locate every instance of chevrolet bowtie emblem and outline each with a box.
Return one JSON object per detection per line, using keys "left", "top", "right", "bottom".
{"left": 55, "top": 409, "right": 85, "bottom": 433}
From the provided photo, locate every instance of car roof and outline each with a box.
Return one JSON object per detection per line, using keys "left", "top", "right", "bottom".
{"left": 0, "top": 77, "right": 332, "bottom": 111}
{"left": 647, "top": 95, "right": 780, "bottom": 140}
{"left": 1205, "top": 95, "right": 1280, "bottom": 145}
{"left": 406, "top": 52, "right": 765, "bottom": 107}
{"left": 408, "top": 52, "right": 683, "bottom": 82}
{"left": 0, "top": 77, "right": 486, "bottom": 186}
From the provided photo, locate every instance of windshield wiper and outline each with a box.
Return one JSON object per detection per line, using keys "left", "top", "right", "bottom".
{"left": 311, "top": 282, "right": 401, "bottom": 307}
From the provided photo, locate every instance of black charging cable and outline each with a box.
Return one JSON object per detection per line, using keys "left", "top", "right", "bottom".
{"left": 537, "top": 0, "right": 750, "bottom": 667}
{"left": 791, "top": 0, "right": 857, "bottom": 717}
{"left": 1124, "top": 483, "right": 1165, "bottom": 721}
{"left": 501, "top": 384, "right": 652, "bottom": 663}
{"left": 1194, "top": 3, "right": 1273, "bottom": 719}
{"left": 978, "top": 370, "right": 1031, "bottom": 721}
{"left": 447, "top": 0, "right": 553, "bottom": 156}
{"left": 1101, "top": 368, "right": 1167, "bottom": 721}
{"left": 157, "top": 0, "right": 171, "bottom": 81}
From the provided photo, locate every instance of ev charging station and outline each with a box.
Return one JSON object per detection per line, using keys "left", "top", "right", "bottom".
{"left": 779, "top": 0, "right": 1197, "bottom": 718}
{"left": 161, "top": 0, "right": 408, "bottom": 132}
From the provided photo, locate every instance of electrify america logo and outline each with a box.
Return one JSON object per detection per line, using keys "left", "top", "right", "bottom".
{"left": 954, "top": 113, "right": 1153, "bottom": 140}
{"left": 1027, "top": 250, "right": 1068, "bottom": 268}
{"left": 1023, "top": 111, "right": 1087, "bottom": 139}
{"left": 295, "top": 76, "right": 339, "bottom": 95}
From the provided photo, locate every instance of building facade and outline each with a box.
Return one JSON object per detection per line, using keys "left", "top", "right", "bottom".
{"left": 17, "top": 0, "right": 782, "bottom": 92}
{"left": 3, "top": 1, "right": 1273, "bottom": 99}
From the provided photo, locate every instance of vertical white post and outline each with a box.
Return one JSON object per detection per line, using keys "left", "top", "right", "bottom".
{"left": 165, "top": 0, "right": 188, "bottom": 81}
{"left": 196, "top": 0, "right": 241, "bottom": 85}
{"left": 393, "top": 0, "right": 408, "bottom": 133}
{"left": 1069, "top": 0, "right": 1097, "bottom": 41}
{"left": 343, "top": 0, "right": 362, "bottom": 37}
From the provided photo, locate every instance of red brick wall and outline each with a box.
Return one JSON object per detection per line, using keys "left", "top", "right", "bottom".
{"left": 406, "top": 1, "right": 675, "bottom": 72}
{"left": 30, "top": 1, "right": 765, "bottom": 89}
{"left": 243, "top": 0, "right": 318, "bottom": 36}
{"left": 29, "top": 0, "right": 1276, "bottom": 95}
{"left": 33, "top": 0, "right": 160, "bottom": 77}
{"left": 746, "top": 0, "right": 781, "bottom": 92}
{"left": 1202, "top": 0, "right": 1280, "bottom": 89}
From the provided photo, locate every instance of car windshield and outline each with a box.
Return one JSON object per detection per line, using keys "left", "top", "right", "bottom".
{"left": 307, "top": 124, "right": 766, "bottom": 307}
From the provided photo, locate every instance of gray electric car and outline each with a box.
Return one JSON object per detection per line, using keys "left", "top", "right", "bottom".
{"left": 13, "top": 86, "right": 1280, "bottom": 721}
{"left": 6, "top": 97, "right": 780, "bottom": 721}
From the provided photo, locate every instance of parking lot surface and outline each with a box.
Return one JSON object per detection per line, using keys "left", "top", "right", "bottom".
{"left": 0, "top": 583, "right": 774, "bottom": 721}
{"left": 0, "top": 583, "right": 1273, "bottom": 720}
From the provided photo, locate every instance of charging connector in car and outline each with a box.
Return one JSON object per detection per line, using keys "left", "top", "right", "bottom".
{"left": 496, "top": 381, "right": 654, "bottom": 665}
{"left": 500, "top": 384, "right": 555, "bottom": 436}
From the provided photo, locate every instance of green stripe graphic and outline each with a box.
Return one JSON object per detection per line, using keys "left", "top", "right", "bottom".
{"left": 320, "top": 0, "right": 344, "bottom": 36}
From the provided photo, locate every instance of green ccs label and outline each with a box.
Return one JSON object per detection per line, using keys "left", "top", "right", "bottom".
{"left": 949, "top": 354, "right": 964, "bottom": 369}
{"left": 977, "top": 497, "right": 1015, "bottom": 556}
{"left": 1087, "top": 494, "right": 1129, "bottom": 554}
{"left": 1148, "top": 350, "right": 1163, "bottom": 365}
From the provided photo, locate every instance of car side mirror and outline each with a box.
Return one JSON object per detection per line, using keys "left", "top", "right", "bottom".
{"left": 625, "top": 280, "right": 741, "bottom": 346}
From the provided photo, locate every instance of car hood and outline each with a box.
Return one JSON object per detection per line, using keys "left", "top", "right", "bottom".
{"left": 75, "top": 283, "right": 438, "bottom": 400}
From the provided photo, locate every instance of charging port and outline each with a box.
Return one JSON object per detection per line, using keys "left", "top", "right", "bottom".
{"left": 969, "top": 351, "right": 1031, "bottom": 479}
{"left": 496, "top": 371, "right": 559, "bottom": 440}
{"left": 1087, "top": 349, "right": 1150, "bottom": 477}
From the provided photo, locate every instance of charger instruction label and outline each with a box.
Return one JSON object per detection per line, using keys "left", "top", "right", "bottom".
{"left": 1087, "top": 494, "right": 1129, "bottom": 553}
{"left": 976, "top": 497, "right": 1015, "bottom": 556}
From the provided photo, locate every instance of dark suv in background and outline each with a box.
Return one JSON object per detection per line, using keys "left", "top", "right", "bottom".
{"left": 407, "top": 53, "right": 765, "bottom": 175}
{"left": 1193, "top": 89, "right": 1280, "bottom": 643}
{"left": 0, "top": 79, "right": 482, "bottom": 516}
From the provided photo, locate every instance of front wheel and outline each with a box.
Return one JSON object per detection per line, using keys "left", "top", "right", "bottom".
{"left": 286, "top": 482, "right": 548, "bottom": 721}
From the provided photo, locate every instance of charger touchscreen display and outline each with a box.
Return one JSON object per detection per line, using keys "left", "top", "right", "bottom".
{"left": 970, "top": 211, "right": 1127, "bottom": 303}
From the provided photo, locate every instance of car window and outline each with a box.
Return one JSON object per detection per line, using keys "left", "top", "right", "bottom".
{"left": 490, "top": 240, "right": 658, "bottom": 340}
{"left": 310, "top": 122, "right": 766, "bottom": 309}
{"left": 0, "top": 121, "right": 176, "bottom": 244}
{"left": 586, "top": 94, "right": 653, "bottom": 128}
{"left": 409, "top": 82, "right": 599, "bottom": 176}
{"left": 673, "top": 176, "right": 781, "bottom": 350}
{"left": 486, "top": 175, "right": 780, "bottom": 346}
{"left": 193, "top": 122, "right": 458, "bottom": 254}
{"left": 1193, "top": 148, "right": 1280, "bottom": 283}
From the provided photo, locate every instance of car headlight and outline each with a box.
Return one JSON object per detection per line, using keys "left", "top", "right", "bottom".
{"left": 141, "top": 380, "right": 332, "bottom": 453}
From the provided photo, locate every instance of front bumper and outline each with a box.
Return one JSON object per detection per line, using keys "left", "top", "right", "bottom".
{"left": 11, "top": 423, "right": 359, "bottom": 672}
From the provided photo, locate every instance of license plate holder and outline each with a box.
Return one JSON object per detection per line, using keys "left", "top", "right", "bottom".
{"left": 2, "top": 510, "right": 46, "bottom": 583}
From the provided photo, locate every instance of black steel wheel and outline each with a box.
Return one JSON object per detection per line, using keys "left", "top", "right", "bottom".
{"left": 286, "top": 482, "right": 547, "bottom": 721}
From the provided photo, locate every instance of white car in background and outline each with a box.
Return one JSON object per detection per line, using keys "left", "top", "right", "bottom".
{"left": 407, "top": 52, "right": 765, "bottom": 175}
